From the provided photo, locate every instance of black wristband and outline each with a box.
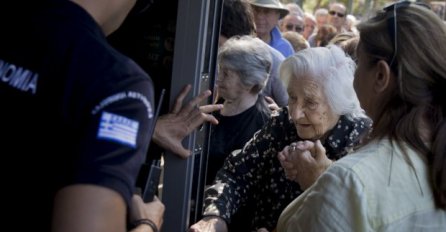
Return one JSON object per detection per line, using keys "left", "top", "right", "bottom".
{"left": 132, "top": 219, "right": 159, "bottom": 232}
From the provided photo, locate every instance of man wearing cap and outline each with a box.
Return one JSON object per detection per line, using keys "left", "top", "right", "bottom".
{"left": 250, "top": 0, "right": 295, "bottom": 57}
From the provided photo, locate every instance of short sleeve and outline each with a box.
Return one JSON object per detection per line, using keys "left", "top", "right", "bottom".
{"left": 71, "top": 79, "right": 155, "bottom": 206}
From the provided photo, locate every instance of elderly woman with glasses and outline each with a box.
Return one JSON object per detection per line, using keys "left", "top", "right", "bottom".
{"left": 277, "top": 2, "right": 446, "bottom": 231}
{"left": 189, "top": 45, "right": 371, "bottom": 232}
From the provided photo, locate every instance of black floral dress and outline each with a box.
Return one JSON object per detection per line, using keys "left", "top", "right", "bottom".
{"left": 202, "top": 107, "right": 372, "bottom": 231}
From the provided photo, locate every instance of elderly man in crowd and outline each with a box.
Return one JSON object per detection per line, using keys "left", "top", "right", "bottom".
{"left": 249, "top": 0, "right": 295, "bottom": 57}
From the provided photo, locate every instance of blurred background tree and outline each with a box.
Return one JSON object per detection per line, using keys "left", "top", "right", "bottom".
{"left": 281, "top": 0, "right": 444, "bottom": 20}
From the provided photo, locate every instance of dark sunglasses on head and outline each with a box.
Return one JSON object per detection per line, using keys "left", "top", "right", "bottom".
{"left": 328, "top": 10, "right": 345, "bottom": 17}
{"left": 286, "top": 24, "right": 304, "bottom": 32}
{"left": 383, "top": 0, "right": 431, "bottom": 67}
{"left": 382, "top": 0, "right": 431, "bottom": 97}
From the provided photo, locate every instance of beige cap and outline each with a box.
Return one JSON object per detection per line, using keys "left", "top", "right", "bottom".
{"left": 249, "top": 0, "right": 289, "bottom": 19}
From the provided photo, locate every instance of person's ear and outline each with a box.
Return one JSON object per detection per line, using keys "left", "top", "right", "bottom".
{"left": 373, "top": 60, "right": 392, "bottom": 93}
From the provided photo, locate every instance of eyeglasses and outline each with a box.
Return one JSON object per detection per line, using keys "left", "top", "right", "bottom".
{"left": 383, "top": 0, "right": 431, "bottom": 67}
{"left": 328, "top": 10, "right": 345, "bottom": 18}
{"left": 286, "top": 24, "right": 304, "bottom": 32}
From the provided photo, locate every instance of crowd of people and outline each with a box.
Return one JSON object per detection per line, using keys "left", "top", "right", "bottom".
{"left": 1, "top": 0, "right": 445, "bottom": 232}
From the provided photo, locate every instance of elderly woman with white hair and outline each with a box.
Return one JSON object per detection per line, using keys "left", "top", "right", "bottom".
{"left": 190, "top": 45, "right": 372, "bottom": 232}
{"left": 278, "top": 2, "right": 446, "bottom": 231}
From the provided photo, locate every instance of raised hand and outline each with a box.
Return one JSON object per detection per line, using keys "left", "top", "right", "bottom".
{"left": 153, "top": 85, "right": 223, "bottom": 158}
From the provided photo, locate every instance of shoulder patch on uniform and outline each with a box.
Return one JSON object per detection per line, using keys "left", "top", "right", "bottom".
{"left": 97, "top": 111, "right": 139, "bottom": 147}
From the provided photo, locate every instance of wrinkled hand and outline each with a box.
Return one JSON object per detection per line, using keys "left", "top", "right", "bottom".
{"left": 277, "top": 140, "right": 332, "bottom": 190}
{"left": 265, "top": 96, "right": 280, "bottom": 111}
{"left": 153, "top": 85, "right": 223, "bottom": 158}
{"left": 129, "top": 195, "right": 165, "bottom": 231}
{"left": 189, "top": 216, "right": 228, "bottom": 232}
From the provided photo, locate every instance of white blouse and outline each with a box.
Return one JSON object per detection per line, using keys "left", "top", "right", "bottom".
{"left": 277, "top": 138, "right": 446, "bottom": 232}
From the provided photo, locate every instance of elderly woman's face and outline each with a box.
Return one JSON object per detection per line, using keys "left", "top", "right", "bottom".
{"left": 216, "top": 67, "right": 250, "bottom": 101}
{"left": 287, "top": 77, "right": 340, "bottom": 140}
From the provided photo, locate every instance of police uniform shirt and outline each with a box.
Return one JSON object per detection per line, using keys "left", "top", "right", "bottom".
{"left": 0, "top": 0, "right": 155, "bottom": 228}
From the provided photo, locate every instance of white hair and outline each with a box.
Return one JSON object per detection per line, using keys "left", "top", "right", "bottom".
{"left": 218, "top": 35, "right": 272, "bottom": 93}
{"left": 280, "top": 45, "right": 366, "bottom": 118}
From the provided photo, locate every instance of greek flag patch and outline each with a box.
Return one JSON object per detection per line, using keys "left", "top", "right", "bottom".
{"left": 97, "top": 112, "right": 139, "bottom": 147}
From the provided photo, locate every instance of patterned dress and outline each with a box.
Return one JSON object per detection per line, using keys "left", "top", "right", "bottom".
{"left": 202, "top": 107, "right": 372, "bottom": 231}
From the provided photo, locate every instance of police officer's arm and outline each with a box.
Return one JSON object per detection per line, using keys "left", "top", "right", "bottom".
{"left": 52, "top": 185, "right": 164, "bottom": 232}
{"left": 52, "top": 184, "right": 127, "bottom": 232}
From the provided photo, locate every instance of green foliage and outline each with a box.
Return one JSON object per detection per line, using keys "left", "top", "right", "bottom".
{"left": 281, "top": 0, "right": 404, "bottom": 18}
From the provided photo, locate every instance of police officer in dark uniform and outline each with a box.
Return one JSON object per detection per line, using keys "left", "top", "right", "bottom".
{"left": 0, "top": 0, "right": 164, "bottom": 231}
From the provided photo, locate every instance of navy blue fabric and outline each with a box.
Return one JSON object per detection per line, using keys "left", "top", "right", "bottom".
{"left": 0, "top": 0, "right": 155, "bottom": 229}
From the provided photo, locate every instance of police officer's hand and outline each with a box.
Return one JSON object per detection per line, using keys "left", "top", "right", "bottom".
{"left": 129, "top": 195, "right": 164, "bottom": 232}
{"left": 257, "top": 228, "right": 269, "bottom": 232}
{"left": 153, "top": 84, "right": 223, "bottom": 158}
